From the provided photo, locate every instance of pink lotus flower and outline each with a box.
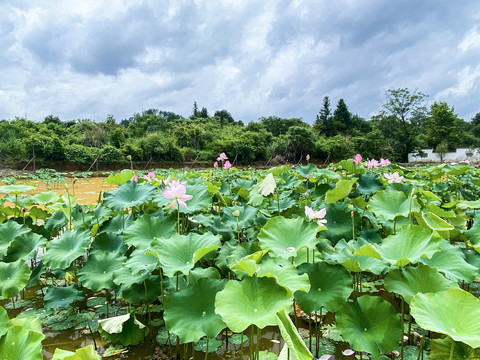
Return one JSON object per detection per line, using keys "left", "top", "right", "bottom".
{"left": 214, "top": 161, "right": 218, "bottom": 168}
{"left": 461, "top": 159, "right": 471, "bottom": 164}
{"left": 379, "top": 158, "right": 391, "bottom": 167}
{"left": 366, "top": 159, "right": 379, "bottom": 169}
{"left": 306, "top": 154, "right": 310, "bottom": 161}
{"left": 143, "top": 171, "right": 158, "bottom": 181}
{"left": 223, "top": 160, "right": 232, "bottom": 169}
{"left": 131, "top": 174, "right": 138, "bottom": 182}
{"left": 353, "top": 154, "right": 362, "bottom": 164}
{"left": 384, "top": 171, "right": 404, "bottom": 184}
{"left": 217, "top": 152, "right": 228, "bottom": 161}
{"left": 305, "top": 205, "right": 327, "bottom": 226}
{"left": 162, "top": 180, "right": 193, "bottom": 209}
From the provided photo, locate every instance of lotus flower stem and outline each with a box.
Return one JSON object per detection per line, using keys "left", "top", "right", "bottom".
{"left": 240, "top": 332, "right": 244, "bottom": 359}
{"left": 204, "top": 337, "right": 209, "bottom": 360}
{"left": 449, "top": 338, "right": 455, "bottom": 360}
{"left": 400, "top": 297, "right": 405, "bottom": 360}
{"left": 88, "top": 325, "right": 97, "bottom": 350}
{"left": 256, "top": 327, "right": 261, "bottom": 359}
{"left": 416, "top": 329, "right": 425, "bottom": 360}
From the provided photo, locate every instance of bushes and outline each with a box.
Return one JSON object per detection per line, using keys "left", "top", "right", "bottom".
{"left": 64, "top": 144, "right": 97, "bottom": 165}
{"left": 99, "top": 145, "right": 126, "bottom": 165}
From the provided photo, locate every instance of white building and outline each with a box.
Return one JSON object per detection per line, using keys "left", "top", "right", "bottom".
{"left": 408, "top": 148, "right": 480, "bottom": 163}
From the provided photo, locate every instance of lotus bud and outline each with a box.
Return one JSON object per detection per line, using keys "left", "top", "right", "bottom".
{"left": 232, "top": 210, "right": 240, "bottom": 217}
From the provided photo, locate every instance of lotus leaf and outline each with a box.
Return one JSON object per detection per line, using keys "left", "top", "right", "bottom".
{"left": 420, "top": 244, "right": 479, "bottom": 282}
{"left": 230, "top": 250, "right": 268, "bottom": 277}
{"left": 430, "top": 337, "right": 480, "bottom": 360}
{"left": 0, "top": 184, "right": 35, "bottom": 194}
{"left": 410, "top": 289, "right": 480, "bottom": 348}
{"left": 151, "top": 232, "right": 221, "bottom": 277}
{"left": 0, "top": 259, "right": 30, "bottom": 299}
{"left": 179, "top": 183, "right": 212, "bottom": 214}
{"left": 3, "top": 232, "right": 46, "bottom": 262}
{"left": 104, "top": 169, "right": 135, "bottom": 185}
{"left": 375, "top": 225, "right": 442, "bottom": 267}
{"left": 215, "top": 276, "right": 292, "bottom": 332}
{"left": 336, "top": 295, "right": 401, "bottom": 358}
{"left": 276, "top": 308, "right": 312, "bottom": 360}
{"left": 52, "top": 345, "right": 101, "bottom": 360}
{"left": 193, "top": 337, "right": 223, "bottom": 352}
{"left": 465, "top": 213, "right": 480, "bottom": 245}
{"left": 163, "top": 278, "right": 226, "bottom": 343}
{"left": 0, "top": 221, "right": 31, "bottom": 256}
{"left": 257, "top": 217, "right": 318, "bottom": 259}
{"left": 99, "top": 212, "right": 131, "bottom": 234}
{"left": 0, "top": 306, "right": 8, "bottom": 337}
{"left": 42, "top": 229, "right": 91, "bottom": 269}
{"left": 295, "top": 163, "right": 317, "bottom": 177}
{"left": 368, "top": 189, "right": 419, "bottom": 221}
{"left": 89, "top": 232, "right": 127, "bottom": 255}
{"left": 384, "top": 263, "right": 458, "bottom": 304}
{"left": 78, "top": 252, "right": 126, "bottom": 291}
{"left": 29, "top": 190, "right": 60, "bottom": 205}
{"left": 257, "top": 258, "right": 310, "bottom": 294}
{"left": 259, "top": 173, "right": 276, "bottom": 196}
{"left": 98, "top": 312, "right": 148, "bottom": 346}
{"left": 119, "top": 275, "right": 162, "bottom": 304}
{"left": 357, "top": 172, "right": 383, "bottom": 196}
{"left": 123, "top": 214, "right": 176, "bottom": 249}
{"left": 103, "top": 181, "right": 155, "bottom": 210}
{"left": 113, "top": 265, "right": 149, "bottom": 288}
{"left": 322, "top": 202, "right": 360, "bottom": 244}
{"left": 222, "top": 204, "right": 259, "bottom": 230}
{"left": 0, "top": 326, "right": 44, "bottom": 360}
{"left": 295, "top": 261, "right": 352, "bottom": 313}
{"left": 44, "top": 285, "right": 85, "bottom": 309}
{"left": 325, "top": 178, "right": 357, "bottom": 203}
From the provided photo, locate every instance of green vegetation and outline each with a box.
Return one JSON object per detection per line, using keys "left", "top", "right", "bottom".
{"left": 1, "top": 88, "right": 479, "bottom": 168}
{"left": 1, "top": 158, "right": 480, "bottom": 359}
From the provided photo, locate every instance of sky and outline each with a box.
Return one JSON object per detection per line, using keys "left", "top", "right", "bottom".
{"left": 1, "top": 0, "right": 480, "bottom": 124}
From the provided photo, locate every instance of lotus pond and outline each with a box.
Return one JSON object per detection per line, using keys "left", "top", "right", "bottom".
{"left": 1, "top": 159, "right": 480, "bottom": 360}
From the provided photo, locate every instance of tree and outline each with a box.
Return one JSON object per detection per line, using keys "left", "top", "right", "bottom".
{"left": 333, "top": 99, "right": 352, "bottom": 134}
{"left": 472, "top": 112, "right": 480, "bottom": 138}
{"left": 214, "top": 109, "right": 234, "bottom": 128}
{"left": 199, "top": 107, "right": 209, "bottom": 118}
{"left": 193, "top": 102, "right": 198, "bottom": 117}
{"left": 425, "top": 101, "right": 460, "bottom": 151}
{"left": 313, "top": 96, "right": 331, "bottom": 134}
{"left": 382, "top": 88, "right": 428, "bottom": 161}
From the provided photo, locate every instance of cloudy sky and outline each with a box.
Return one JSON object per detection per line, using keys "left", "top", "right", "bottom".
{"left": 1, "top": 0, "right": 480, "bottom": 124}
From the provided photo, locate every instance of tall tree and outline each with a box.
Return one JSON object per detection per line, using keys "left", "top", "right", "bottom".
{"left": 314, "top": 96, "right": 331, "bottom": 134}
{"left": 382, "top": 88, "right": 428, "bottom": 161}
{"left": 333, "top": 99, "right": 351, "bottom": 134}
{"left": 425, "top": 101, "right": 460, "bottom": 151}
{"left": 193, "top": 101, "right": 198, "bottom": 117}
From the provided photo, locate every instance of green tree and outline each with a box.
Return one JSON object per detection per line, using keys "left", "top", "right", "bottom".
{"left": 214, "top": 109, "right": 234, "bottom": 128}
{"left": 313, "top": 96, "right": 331, "bottom": 135}
{"left": 333, "top": 99, "right": 351, "bottom": 134}
{"left": 382, "top": 88, "right": 428, "bottom": 161}
{"left": 425, "top": 101, "right": 460, "bottom": 151}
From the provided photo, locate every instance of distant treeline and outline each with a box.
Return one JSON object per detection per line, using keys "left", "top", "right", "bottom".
{"left": 1, "top": 89, "right": 480, "bottom": 168}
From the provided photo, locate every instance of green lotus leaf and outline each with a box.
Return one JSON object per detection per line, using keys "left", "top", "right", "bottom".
{"left": 44, "top": 210, "right": 67, "bottom": 233}
{"left": 0, "top": 184, "right": 35, "bottom": 194}
{"left": 420, "top": 244, "right": 479, "bottom": 282}
{"left": 215, "top": 276, "right": 292, "bottom": 332}
{"left": 0, "top": 259, "right": 30, "bottom": 299}
{"left": 384, "top": 263, "right": 458, "bottom": 304}
{"left": 52, "top": 345, "right": 101, "bottom": 360}
{"left": 103, "top": 181, "right": 155, "bottom": 210}
{"left": 118, "top": 275, "right": 162, "bottom": 305}
{"left": 258, "top": 350, "right": 278, "bottom": 360}
{"left": 368, "top": 190, "right": 420, "bottom": 221}
{"left": 113, "top": 265, "right": 149, "bottom": 288}
{"left": 98, "top": 312, "right": 148, "bottom": 346}
{"left": 410, "top": 289, "right": 480, "bottom": 348}
{"left": 44, "top": 285, "right": 85, "bottom": 309}
{"left": 324, "top": 240, "right": 387, "bottom": 274}
{"left": 230, "top": 250, "right": 268, "bottom": 277}
{"left": 357, "top": 172, "right": 383, "bottom": 196}
{"left": 0, "top": 306, "right": 8, "bottom": 337}
{"left": 150, "top": 232, "right": 221, "bottom": 278}
{"left": 0, "top": 221, "right": 31, "bottom": 256}
{"left": 0, "top": 325, "right": 44, "bottom": 360}
{"left": 222, "top": 205, "right": 259, "bottom": 230}
{"left": 457, "top": 199, "right": 480, "bottom": 210}
{"left": 124, "top": 250, "right": 159, "bottom": 276}
{"left": 89, "top": 232, "right": 127, "bottom": 255}
{"left": 29, "top": 190, "right": 60, "bottom": 205}
{"left": 276, "top": 308, "right": 312, "bottom": 360}
{"left": 257, "top": 258, "right": 310, "bottom": 294}
{"left": 104, "top": 169, "right": 135, "bottom": 185}
{"left": 294, "top": 261, "right": 352, "bottom": 313}
{"left": 258, "top": 217, "right": 318, "bottom": 259}
{"left": 430, "top": 337, "right": 480, "bottom": 360}
{"left": 179, "top": 183, "right": 212, "bottom": 214}
{"left": 248, "top": 184, "right": 266, "bottom": 206}
{"left": 267, "top": 191, "right": 297, "bottom": 214}
{"left": 259, "top": 173, "right": 276, "bottom": 196}
{"left": 419, "top": 211, "right": 454, "bottom": 232}
{"left": 164, "top": 278, "right": 226, "bottom": 343}
{"left": 99, "top": 213, "right": 132, "bottom": 234}
{"left": 8, "top": 316, "right": 43, "bottom": 335}
{"left": 465, "top": 213, "right": 480, "bottom": 245}
{"left": 42, "top": 229, "right": 91, "bottom": 269}
{"left": 336, "top": 295, "right": 401, "bottom": 358}
{"left": 295, "top": 163, "right": 317, "bottom": 177}
{"left": 193, "top": 337, "right": 223, "bottom": 353}
{"left": 123, "top": 214, "right": 176, "bottom": 249}
{"left": 375, "top": 225, "right": 442, "bottom": 267}
{"left": 322, "top": 201, "right": 361, "bottom": 244}
{"left": 325, "top": 178, "right": 357, "bottom": 203}
{"left": 78, "top": 252, "right": 126, "bottom": 291}
{"left": 3, "top": 232, "right": 46, "bottom": 262}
